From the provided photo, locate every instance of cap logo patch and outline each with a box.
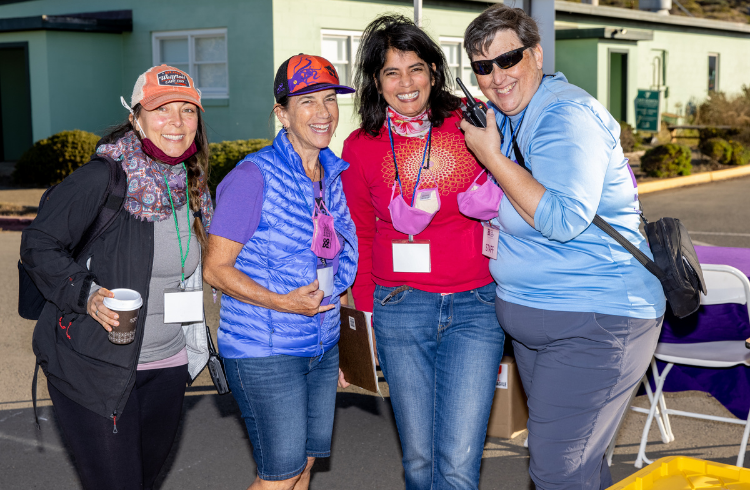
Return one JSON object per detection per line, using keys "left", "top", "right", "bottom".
{"left": 157, "top": 70, "right": 190, "bottom": 88}
{"left": 288, "top": 56, "right": 338, "bottom": 93}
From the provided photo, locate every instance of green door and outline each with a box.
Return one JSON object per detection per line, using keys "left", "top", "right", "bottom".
{"left": 609, "top": 52, "right": 628, "bottom": 122}
{"left": 0, "top": 44, "right": 32, "bottom": 161}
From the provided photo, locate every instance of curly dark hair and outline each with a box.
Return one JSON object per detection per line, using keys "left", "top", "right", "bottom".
{"left": 354, "top": 14, "right": 460, "bottom": 137}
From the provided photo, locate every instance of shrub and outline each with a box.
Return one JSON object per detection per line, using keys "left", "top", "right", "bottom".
{"left": 728, "top": 140, "right": 750, "bottom": 166}
{"left": 699, "top": 137, "right": 733, "bottom": 164}
{"left": 698, "top": 127, "right": 740, "bottom": 146}
{"left": 619, "top": 122, "right": 642, "bottom": 153}
{"left": 641, "top": 144, "right": 692, "bottom": 178}
{"left": 695, "top": 86, "right": 750, "bottom": 128}
{"left": 208, "top": 138, "right": 271, "bottom": 196}
{"left": 13, "top": 130, "right": 100, "bottom": 187}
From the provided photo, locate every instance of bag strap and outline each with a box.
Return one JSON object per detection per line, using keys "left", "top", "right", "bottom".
{"left": 72, "top": 157, "right": 127, "bottom": 259}
{"left": 206, "top": 323, "right": 218, "bottom": 356}
{"left": 32, "top": 363, "right": 40, "bottom": 430}
{"left": 511, "top": 137, "right": 668, "bottom": 283}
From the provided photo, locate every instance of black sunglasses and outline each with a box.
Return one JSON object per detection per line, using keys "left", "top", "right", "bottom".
{"left": 470, "top": 46, "right": 529, "bottom": 75}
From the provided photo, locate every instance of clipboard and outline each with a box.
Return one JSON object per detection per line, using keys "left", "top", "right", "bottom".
{"left": 339, "top": 306, "right": 381, "bottom": 396}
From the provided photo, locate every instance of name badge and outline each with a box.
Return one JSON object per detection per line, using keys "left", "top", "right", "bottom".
{"left": 482, "top": 223, "right": 499, "bottom": 260}
{"left": 164, "top": 288, "right": 204, "bottom": 324}
{"left": 317, "top": 265, "right": 334, "bottom": 298}
{"left": 392, "top": 239, "right": 431, "bottom": 273}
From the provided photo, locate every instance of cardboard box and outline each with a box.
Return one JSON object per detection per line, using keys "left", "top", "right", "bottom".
{"left": 486, "top": 356, "right": 529, "bottom": 439}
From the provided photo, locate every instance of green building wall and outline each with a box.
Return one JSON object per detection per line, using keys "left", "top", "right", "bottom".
{"left": 0, "top": 0, "right": 275, "bottom": 149}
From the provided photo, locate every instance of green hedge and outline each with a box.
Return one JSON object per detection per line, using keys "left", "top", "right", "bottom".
{"left": 699, "top": 137, "right": 750, "bottom": 166}
{"left": 208, "top": 139, "right": 271, "bottom": 195}
{"left": 13, "top": 130, "right": 100, "bottom": 187}
{"left": 641, "top": 144, "right": 692, "bottom": 178}
{"left": 699, "top": 137, "right": 733, "bottom": 165}
{"left": 729, "top": 140, "right": 750, "bottom": 166}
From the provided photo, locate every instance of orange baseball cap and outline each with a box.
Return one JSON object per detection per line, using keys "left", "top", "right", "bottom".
{"left": 128, "top": 64, "right": 204, "bottom": 112}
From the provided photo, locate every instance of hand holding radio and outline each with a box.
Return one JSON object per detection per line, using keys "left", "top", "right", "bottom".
{"left": 457, "top": 77, "right": 487, "bottom": 128}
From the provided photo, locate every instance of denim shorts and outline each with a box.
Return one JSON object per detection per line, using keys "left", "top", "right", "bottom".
{"left": 223, "top": 345, "right": 339, "bottom": 481}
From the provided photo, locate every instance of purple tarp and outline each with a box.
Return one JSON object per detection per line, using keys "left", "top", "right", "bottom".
{"left": 655, "top": 245, "right": 750, "bottom": 420}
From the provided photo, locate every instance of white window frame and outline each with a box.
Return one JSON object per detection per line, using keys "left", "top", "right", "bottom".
{"left": 708, "top": 53, "right": 719, "bottom": 93}
{"left": 439, "top": 37, "right": 482, "bottom": 97}
{"left": 152, "top": 28, "right": 229, "bottom": 99}
{"left": 320, "top": 29, "right": 361, "bottom": 95}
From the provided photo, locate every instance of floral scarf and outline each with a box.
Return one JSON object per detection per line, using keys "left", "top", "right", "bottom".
{"left": 96, "top": 131, "right": 213, "bottom": 230}
{"left": 385, "top": 106, "right": 431, "bottom": 138}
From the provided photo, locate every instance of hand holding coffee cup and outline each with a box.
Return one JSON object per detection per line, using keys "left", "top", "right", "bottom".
{"left": 88, "top": 287, "right": 119, "bottom": 332}
{"left": 102, "top": 289, "right": 143, "bottom": 344}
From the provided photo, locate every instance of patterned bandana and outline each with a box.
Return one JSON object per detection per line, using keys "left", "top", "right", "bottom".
{"left": 96, "top": 131, "right": 213, "bottom": 230}
{"left": 385, "top": 106, "right": 431, "bottom": 138}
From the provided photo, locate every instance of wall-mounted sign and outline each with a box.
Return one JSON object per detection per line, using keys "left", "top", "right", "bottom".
{"left": 635, "top": 89, "right": 661, "bottom": 132}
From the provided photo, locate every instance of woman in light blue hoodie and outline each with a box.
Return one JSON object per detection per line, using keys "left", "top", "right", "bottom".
{"left": 461, "top": 5, "right": 666, "bottom": 490}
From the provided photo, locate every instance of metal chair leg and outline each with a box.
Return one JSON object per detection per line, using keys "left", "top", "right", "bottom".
{"left": 737, "top": 407, "right": 750, "bottom": 467}
{"left": 641, "top": 369, "right": 672, "bottom": 444}
{"left": 635, "top": 361, "right": 674, "bottom": 468}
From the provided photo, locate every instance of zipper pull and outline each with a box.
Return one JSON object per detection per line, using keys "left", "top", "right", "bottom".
{"left": 112, "top": 411, "right": 118, "bottom": 434}
{"left": 212, "top": 288, "right": 217, "bottom": 304}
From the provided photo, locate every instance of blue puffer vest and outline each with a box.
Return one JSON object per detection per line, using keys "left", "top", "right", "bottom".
{"left": 217, "top": 131, "right": 358, "bottom": 358}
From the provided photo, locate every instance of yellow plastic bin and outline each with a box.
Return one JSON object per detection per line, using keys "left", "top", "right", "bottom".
{"left": 607, "top": 456, "right": 750, "bottom": 489}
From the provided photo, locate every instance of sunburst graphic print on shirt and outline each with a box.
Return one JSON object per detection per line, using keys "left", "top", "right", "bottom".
{"left": 381, "top": 131, "right": 477, "bottom": 200}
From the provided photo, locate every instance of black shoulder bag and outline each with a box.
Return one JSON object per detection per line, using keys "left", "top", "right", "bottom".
{"left": 206, "top": 324, "right": 231, "bottom": 395}
{"left": 511, "top": 137, "right": 707, "bottom": 318}
{"left": 18, "top": 157, "right": 127, "bottom": 320}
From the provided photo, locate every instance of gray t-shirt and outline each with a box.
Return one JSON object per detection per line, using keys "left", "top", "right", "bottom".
{"left": 138, "top": 204, "right": 200, "bottom": 363}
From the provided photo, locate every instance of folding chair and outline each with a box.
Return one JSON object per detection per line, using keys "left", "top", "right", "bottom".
{"left": 633, "top": 264, "right": 750, "bottom": 468}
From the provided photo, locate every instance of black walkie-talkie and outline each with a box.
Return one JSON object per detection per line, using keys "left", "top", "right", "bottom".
{"left": 456, "top": 77, "right": 487, "bottom": 128}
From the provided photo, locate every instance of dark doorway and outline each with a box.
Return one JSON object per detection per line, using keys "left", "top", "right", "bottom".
{"left": 0, "top": 43, "right": 32, "bottom": 161}
{"left": 609, "top": 51, "right": 628, "bottom": 122}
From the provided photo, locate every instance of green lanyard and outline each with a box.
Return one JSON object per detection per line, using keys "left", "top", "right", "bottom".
{"left": 163, "top": 163, "right": 192, "bottom": 288}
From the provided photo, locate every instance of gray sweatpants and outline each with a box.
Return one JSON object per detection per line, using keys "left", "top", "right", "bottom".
{"left": 495, "top": 298, "right": 663, "bottom": 490}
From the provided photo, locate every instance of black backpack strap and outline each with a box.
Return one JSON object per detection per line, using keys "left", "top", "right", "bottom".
{"left": 71, "top": 157, "right": 127, "bottom": 259}
{"left": 512, "top": 134, "right": 667, "bottom": 283}
{"left": 32, "top": 363, "right": 40, "bottom": 430}
{"left": 592, "top": 215, "right": 667, "bottom": 282}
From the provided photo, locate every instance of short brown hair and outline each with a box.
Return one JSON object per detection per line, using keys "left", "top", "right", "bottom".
{"left": 464, "top": 4, "right": 541, "bottom": 60}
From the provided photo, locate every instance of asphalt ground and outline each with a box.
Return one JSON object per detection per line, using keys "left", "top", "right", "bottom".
{"left": 1, "top": 176, "right": 749, "bottom": 489}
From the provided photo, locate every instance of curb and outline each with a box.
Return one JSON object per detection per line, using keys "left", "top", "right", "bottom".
{"left": 638, "top": 165, "right": 750, "bottom": 194}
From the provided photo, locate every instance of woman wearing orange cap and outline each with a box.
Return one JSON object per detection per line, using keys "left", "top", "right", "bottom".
{"left": 21, "top": 65, "right": 213, "bottom": 490}
{"left": 203, "top": 54, "right": 358, "bottom": 490}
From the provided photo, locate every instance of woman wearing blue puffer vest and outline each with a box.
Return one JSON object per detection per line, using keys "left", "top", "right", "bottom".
{"left": 203, "top": 54, "right": 358, "bottom": 490}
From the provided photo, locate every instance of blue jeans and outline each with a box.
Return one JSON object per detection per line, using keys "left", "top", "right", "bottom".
{"left": 224, "top": 345, "right": 339, "bottom": 481}
{"left": 373, "top": 283, "right": 505, "bottom": 490}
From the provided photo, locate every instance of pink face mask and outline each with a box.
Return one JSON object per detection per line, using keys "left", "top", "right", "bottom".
{"left": 388, "top": 182, "right": 440, "bottom": 236}
{"left": 311, "top": 200, "right": 341, "bottom": 259}
{"left": 457, "top": 171, "right": 504, "bottom": 221}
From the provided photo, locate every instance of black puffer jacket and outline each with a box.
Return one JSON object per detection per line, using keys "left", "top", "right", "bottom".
{"left": 21, "top": 157, "right": 204, "bottom": 423}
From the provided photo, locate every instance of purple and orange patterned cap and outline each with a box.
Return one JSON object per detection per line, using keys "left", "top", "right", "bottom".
{"left": 274, "top": 54, "right": 355, "bottom": 103}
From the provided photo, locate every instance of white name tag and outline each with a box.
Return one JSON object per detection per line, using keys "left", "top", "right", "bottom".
{"left": 392, "top": 240, "right": 431, "bottom": 273}
{"left": 482, "top": 223, "right": 500, "bottom": 260}
{"left": 163, "top": 288, "right": 203, "bottom": 324}
{"left": 317, "top": 266, "right": 334, "bottom": 298}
